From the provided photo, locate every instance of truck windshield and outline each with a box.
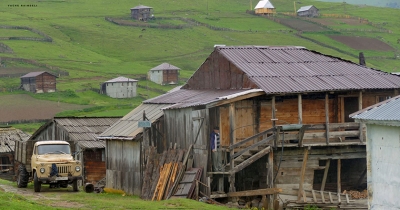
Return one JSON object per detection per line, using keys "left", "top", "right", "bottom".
{"left": 37, "top": 144, "right": 71, "bottom": 155}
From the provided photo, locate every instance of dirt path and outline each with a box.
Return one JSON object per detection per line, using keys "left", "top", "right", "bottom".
{"left": 0, "top": 183, "right": 85, "bottom": 208}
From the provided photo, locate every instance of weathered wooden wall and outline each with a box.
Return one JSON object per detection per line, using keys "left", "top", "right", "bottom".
{"left": 183, "top": 51, "right": 257, "bottom": 90}
{"left": 35, "top": 73, "right": 56, "bottom": 93}
{"left": 255, "top": 8, "right": 275, "bottom": 14}
{"left": 83, "top": 149, "right": 106, "bottom": 184}
{"left": 106, "top": 139, "right": 141, "bottom": 195}
{"left": 162, "top": 70, "right": 178, "bottom": 85}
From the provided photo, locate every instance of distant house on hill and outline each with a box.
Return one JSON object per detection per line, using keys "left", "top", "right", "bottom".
{"left": 297, "top": 5, "right": 319, "bottom": 17}
{"left": 148, "top": 63, "right": 180, "bottom": 85}
{"left": 101, "top": 76, "right": 138, "bottom": 99}
{"left": 351, "top": 96, "right": 400, "bottom": 209}
{"left": 130, "top": 5, "right": 153, "bottom": 21}
{"left": 29, "top": 117, "right": 120, "bottom": 184}
{"left": 20, "top": 71, "right": 57, "bottom": 93}
{"left": 254, "top": 0, "right": 275, "bottom": 15}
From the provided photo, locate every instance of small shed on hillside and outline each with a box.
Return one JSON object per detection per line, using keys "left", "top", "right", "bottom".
{"left": 351, "top": 96, "right": 400, "bottom": 210}
{"left": 297, "top": 5, "right": 319, "bottom": 17}
{"left": 0, "top": 126, "right": 30, "bottom": 174}
{"left": 255, "top": 0, "right": 275, "bottom": 15}
{"left": 29, "top": 117, "right": 120, "bottom": 184}
{"left": 148, "top": 63, "right": 180, "bottom": 85}
{"left": 101, "top": 76, "right": 138, "bottom": 99}
{"left": 20, "top": 71, "right": 57, "bottom": 93}
{"left": 130, "top": 5, "right": 153, "bottom": 21}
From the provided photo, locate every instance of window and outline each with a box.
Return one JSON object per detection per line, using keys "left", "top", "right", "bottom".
{"left": 37, "top": 144, "right": 71, "bottom": 155}
{"left": 377, "top": 96, "right": 391, "bottom": 103}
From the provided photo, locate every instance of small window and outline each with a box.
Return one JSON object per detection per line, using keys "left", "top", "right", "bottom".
{"left": 101, "top": 150, "right": 105, "bottom": 162}
{"left": 121, "top": 83, "right": 124, "bottom": 86}
{"left": 377, "top": 96, "right": 391, "bottom": 102}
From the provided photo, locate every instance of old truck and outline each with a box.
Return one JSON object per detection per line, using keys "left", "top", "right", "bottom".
{"left": 14, "top": 140, "right": 82, "bottom": 192}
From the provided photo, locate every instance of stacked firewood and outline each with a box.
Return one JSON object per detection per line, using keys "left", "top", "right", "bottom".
{"left": 343, "top": 189, "right": 368, "bottom": 199}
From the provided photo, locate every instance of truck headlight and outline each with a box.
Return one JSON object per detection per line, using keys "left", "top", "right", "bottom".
{"left": 75, "top": 166, "right": 81, "bottom": 172}
{"left": 40, "top": 168, "right": 45, "bottom": 173}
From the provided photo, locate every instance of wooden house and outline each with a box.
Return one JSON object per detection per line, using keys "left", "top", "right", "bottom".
{"left": 255, "top": 0, "right": 275, "bottom": 15}
{"left": 0, "top": 126, "right": 30, "bottom": 178}
{"left": 148, "top": 63, "right": 180, "bottom": 85}
{"left": 20, "top": 71, "right": 57, "bottom": 93}
{"left": 351, "top": 95, "right": 400, "bottom": 209}
{"left": 297, "top": 5, "right": 319, "bottom": 17}
{"left": 100, "top": 76, "right": 138, "bottom": 99}
{"left": 130, "top": 5, "right": 153, "bottom": 21}
{"left": 99, "top": 46, "right": 400, "bottom": 208}
{"left": 29, "top": 117, "right": 120, "bottom": 184}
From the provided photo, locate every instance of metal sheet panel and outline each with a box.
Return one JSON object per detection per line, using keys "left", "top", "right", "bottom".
{"left": 351, "top": 95, "right": 400, "bottom": 121}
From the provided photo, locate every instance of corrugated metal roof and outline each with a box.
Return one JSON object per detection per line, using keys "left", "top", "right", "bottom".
{"left": 351, "top": 95, "right": 400, "bottom": 121}
{"left": 216, "top": 46, "right": 400, "bottom": 94}
{"left": 20, "top": 71, "right": 57, "bottom": 78}
{"left": 150, "top": 63, "right": 180, "bottom": 71}
{"left": 98, "top": 104, "right": 168, "bottom": 140}
{"left": 297, "top": 5, "right": 315, "bottom": 13}
{"left": 144, "top": 89, "right": 263, "bottom": 109}
{"left": 104, "top": 76, "right": 138, "bottom": 83}
{"left": 131, "top": 5, "right": 152, "bottom": 10}
{"left": 0, "top": 127, "right": 30, "bottom": 153}
{"left": 255, "top": 0, "right": 275, "bottom": 9}
{"left": 39, "top": 117, "right": 120, "bottom": 148}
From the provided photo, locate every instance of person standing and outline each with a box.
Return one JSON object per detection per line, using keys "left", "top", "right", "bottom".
{"left": 210, "top": 126, "right": 223, "bottom": 171}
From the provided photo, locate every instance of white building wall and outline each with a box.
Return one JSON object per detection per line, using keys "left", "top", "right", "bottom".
{"left": 148, "top": 70, "right": 163, "bottom": 85}
{"left": 367, "top": 124, "right": 400, "bottom": 210}
{"left": 105, "top": 82, "right": 137, "bottom": 98}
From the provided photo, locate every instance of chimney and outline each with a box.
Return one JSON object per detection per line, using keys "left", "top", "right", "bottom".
{"left": 359, "top": 52, "right": 366, "bottom": 66}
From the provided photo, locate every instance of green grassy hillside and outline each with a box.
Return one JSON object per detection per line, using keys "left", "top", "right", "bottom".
{"left": 0, "top": 0, "right": 399, "bottom": 125}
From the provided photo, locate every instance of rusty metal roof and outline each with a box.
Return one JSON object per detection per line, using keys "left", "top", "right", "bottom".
{"left": 98, "top": 104, "right": 168, "bottom": 140}
{"left": 351, "top": 95, "right": 400, "bottom": 122}
{"left": 20, "top": 71, "right": 57, "bottom": 78}
{"left": 144, "top": 88, "right": 264, "bottom": 109}
{"left": 216, "top": 46, "right": 400, "bottom": 94}
{"left": 0, "top": 127, "right": 30, "bottom": 153}
{"left": 150, "top": 63, "right": 180, "bottom": 71}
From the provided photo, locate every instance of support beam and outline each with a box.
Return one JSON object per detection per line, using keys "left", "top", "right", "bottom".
{"left": 358, "top": 91, "right": 363, "bottom": 110}
{"left": 321, "top": 159, "right": 331, "bottom": 191}
{"left": 267, "top": 150, "right": 274, "bottom": 209}
{"left": 272, "top": 96, "right": 276, "bottom": 128}
{"left": 297, "top": 147, "right": 309, "bottom": 201}
{"left": 298, "top": 94, "right": 303, "bottom": 124}
{"left": 229, "top": 103, "right": 236, "bottom": 193}
{"left": 395, "top": 89, "right": 399, "bottom": 96}
{"left": 337, "top": 159, "right": 342, "bottom": 203}
{"left": 325, "top": 93, "right": 330, "bottom": 145}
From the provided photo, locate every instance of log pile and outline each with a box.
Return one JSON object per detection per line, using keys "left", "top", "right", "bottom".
{"left": 343, "top": 190, "right": 368, "bottom": 199}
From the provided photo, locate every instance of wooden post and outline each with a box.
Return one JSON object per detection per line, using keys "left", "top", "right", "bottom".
{"left": 196, "top": 180, "right": 199, "bottom": 201}
{"left": 395, "top": 89, "right": 399, "bottom": 96}
{"left": 267, "top": 150, "right": 274, "bottom": 208}
{"left": 337, "top": 159, "right": 341, "bottom": 203}
{"left": 298, "top": 94, "right": 302, "bottom": 124}
{"left": 325, "top": 93, "right": 330, "bottom": 145}
{"left": 358, "top": 91, "right": 363, "bottom": 110}
{"left": 229, "top": 103, "right": 236, "bottom": 193}
{"left": 297, "top": 147, "right": 309, "bottom": 201}
{"left": 272, "top": 96, "right": 276, "bottom": 127}
{"left": 321, "top": 159, "right": 331, "bottom": 191}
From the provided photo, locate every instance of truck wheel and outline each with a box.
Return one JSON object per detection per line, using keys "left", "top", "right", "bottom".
{"left": 72, "top": 179, "right": 78, "bottom": 192}
{"left": 16, "top": 165, "right": 28, "bottom": 188}
{"left": 33, "top": 171, "right": 41, "bottom": 192}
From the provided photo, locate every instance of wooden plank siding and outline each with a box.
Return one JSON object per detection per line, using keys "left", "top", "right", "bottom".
{"left": 162, "top": 70, "right": 178, "bottom": 85}
{"left": 183, "top": 51, "right": 257, "bottom": 89}
{"left": 83, "top": 149, "right": 105, "bottom": 183}
{"left": 106, "top": 140, "right": 141, "bottom": 195}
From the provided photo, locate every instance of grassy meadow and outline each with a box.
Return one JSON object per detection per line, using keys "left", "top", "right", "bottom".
{"left": 0, "top": 0, "right": 399, "bottom": 129}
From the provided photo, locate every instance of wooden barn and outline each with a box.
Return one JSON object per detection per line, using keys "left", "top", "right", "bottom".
{"left": 99, "top": 46, "right": 400, "bottom": 208}
{"left": 20, "top": 71, "right": 57, "bottom": 93}
{"left": 297, "top": 5, "right": 319, "bottom": 17}
{"left": 254, "top": 0, "right": 276, "bottom": 15}
{"left": 130, "top": 5, "right": 153, "bottom": 21}
{"left": 29, "top": 117, "right": 120, "bottom": 184}
{"left": 100, "top": 76, "right": 138, "bottom": 99}
{"left": 0, "top": 126, "right": 30, "bottom": 178}
{"left": 148, "top": 63, "right": 180, "bottom": 85}
{"left": 351, "top": 96, "right": 400, "bottom": 209}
